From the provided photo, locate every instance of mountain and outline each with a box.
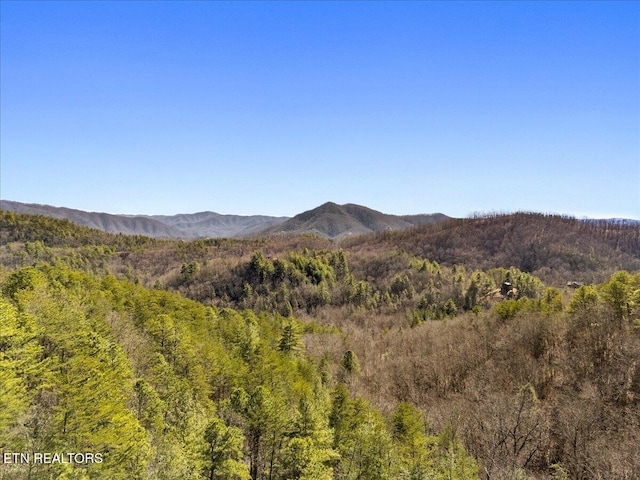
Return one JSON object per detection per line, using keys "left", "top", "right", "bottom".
{"left": 0, "top": 200, "right": 187, "bottom": 238}
{"left": 145, "top": 211, "right": 288, "bottom": 238}
{"left": 263, "top": 202, "right": 450, "bottom": 239}
{"left": 0, "top": 200, "right": 448, "bottom": 239}
{"left": 0, "top": 200, "right": 288, "bottom": 239}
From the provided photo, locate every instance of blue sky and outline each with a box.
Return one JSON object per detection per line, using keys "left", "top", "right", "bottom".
{"left": 1, "top": 1, "right": 638, "bottom": 218}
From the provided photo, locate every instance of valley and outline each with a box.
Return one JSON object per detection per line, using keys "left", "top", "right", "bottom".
{"left": 1, "top": 207, "right": 639, "bottom": 479}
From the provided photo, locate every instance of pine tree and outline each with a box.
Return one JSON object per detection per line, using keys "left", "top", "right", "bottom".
{"left": 203, "top": 417, "right": 249, "bottom": 480}
{"left": 0, "top": 298, "right": 43, "bottom": 450}
{"left": 278, "top": 320, "right": 303, "bottom": 354}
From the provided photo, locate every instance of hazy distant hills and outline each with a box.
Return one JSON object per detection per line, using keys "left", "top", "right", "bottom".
{"left": 142, "top": 212, "right": 289, "bottom": 238}
{"left": 264, "top": 202, "right": 450, "bottom": 239}
{"left": 0, "top": 200, "right": 448, "bottom": 239}
{"left": 0, "top": 200, "right": 188, "bottom": 238}
{"left": 0, "top": 200, "right": 287, "bottom": 239}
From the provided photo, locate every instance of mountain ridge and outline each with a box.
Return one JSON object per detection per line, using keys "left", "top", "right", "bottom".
{"left": 0, "top": 200, "right": 289, "bottom": 239}
{"left": 264, "top": 202, "right": 449, "bottom": 239}
{"left": 0, "top": 200, "right": 188, "bottom": 238}
{"left": 5, "top": 200, "right": 634, "bottom": 242}
{"left": 0, "top": 200, "right": 451, "bottom": 240}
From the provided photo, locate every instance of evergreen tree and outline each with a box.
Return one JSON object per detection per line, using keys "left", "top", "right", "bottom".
{"left": 278, "top": 320, "right": 303, "bottom": 354}
{"left": 203, "top": 417, "right": 249, "bottom": 480}
{"left": 0, "top": 298, "right": 42, "bottom": 450}
{"left": 391, "top": 402, "right": 434, "bottom": 479}
{"left": 340, "top": 350, "right": 360, "bottom": 376}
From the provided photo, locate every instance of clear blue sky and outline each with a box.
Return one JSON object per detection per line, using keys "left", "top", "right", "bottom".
{"left": 1, "top": 1, "right": 639, "bottom": 218}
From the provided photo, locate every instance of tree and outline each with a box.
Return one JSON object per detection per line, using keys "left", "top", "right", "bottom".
{"left": 600, "top": 271, "right": 631, "bottom": 321}
{"left": 0, "top": 298, "right": 42, "bottom": 450}
{"left": 433, "top": 424, "right": 479, "bottom": 480}
{"left": 540, "top": 287, "right": 563, "bottom": 314}
{"left": 568, "top": 285, "right": 599, "bottom": 317}
{"left": 230, "top": 386, "right": 289, "bottom": 480}
{"left": 280, "top": 436, "right": 336, "bottom": 480}
{"left": 340, "top": 350, "right": 360, "bottom": 386}
{"left": 134, "top": 379, "right": 166, "bottom": 434}
{"left": 203, "top": 417, "right": 249, "bottom": 480}
{"left": 391, "top": 402, "right": 435, "bottom": 479}
{"left": 329, "top": 385, "right": 393, "bottom": 480}
{"left": 278, "top": 320, "right": 303, "bottom": 354}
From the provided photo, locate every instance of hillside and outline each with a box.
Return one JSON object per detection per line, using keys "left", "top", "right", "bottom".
{"left": 343, "top": 212, "right": 640, "bottom": 285}
{"left": 1, "top": 210, "right": 639, "bottom": 479}
{"left": 263, "top": 201, "right": 449, "bottom": 239}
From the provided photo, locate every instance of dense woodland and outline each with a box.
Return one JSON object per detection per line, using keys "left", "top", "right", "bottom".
{"left": 1, "top": 210, "right": 639, "bottom": 479}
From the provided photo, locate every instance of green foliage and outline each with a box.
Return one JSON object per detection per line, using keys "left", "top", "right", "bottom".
{"left": 329, "top": 385, "right": 394, "bottom": 479}
{"left": 278, "top": 320, "right": 303, "bottom": 354}
{"left": 599, "top": 270, "right": 637, "bottom": 321}
{"left": 329, "top": 250, "right": 350, "bottom": 281}
{"left": 280, "top": 436, "right": 336, "bottom": 480}
{"left": 350, "top": 280, "right": 375, "bottom": 308}
{"left": 203, "top": 418, "right": 249, "bottom": 480}
{"left": 494, "top": 281, "right": 563, "bottom": 320}
{"left": 0, "top": 298, "right": 43, "bottom": 450}
{"left": 249, "top": 252, "right": 275, "bottom": 283}
{"left": 540, "top": 287, "right": 563, "bottom": 314}
{"left": 17, "top": 218, "right": 637, "bottom": 479}
{"left": 3, "top": 210, "right": 640, "bottom": 479}
{"left": 567, "top": 285, "right": 599, "bottom": 316}
{"left": 134, "top": 379, "right": 166, "bottom": 433}
{"left": 1, "top": 266, "right": 48, "bottom": 300}
{"left": 550, "top": 463, "right": 570, "bottom": 480}
{"left": 180, "top": 261, "right": 200, "bottom": 283}
{"left": 228, "top": 385, "right": 289, "bottom": 479}
{"left": 411, "top": 297, "right": 459, "bottom": 324}
{"left": 432, "top": 425, "right": 479, "bottom": 479}
{"left": 1, "top": 267, "right": 151, "bottom": 479}
{"left": 464, "top": 271, "right": 495, "bottom": 310}
{"left": 390, "top": 274, "right": 415, "bottom": 299}
{"left": 391, "top": 402, "right": 434, "bottom": 478}
{"left": 494, "top": 299, "right": 523, "bottom": 320}
{"left": 340, "top": 350, "right": 360, "bottom": 376}
{"left": 488, "top": 267, "right": 546, "bottom": 299}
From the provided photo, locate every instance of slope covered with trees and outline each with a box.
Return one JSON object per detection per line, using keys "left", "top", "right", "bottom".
{"left": 1, "top": 210, "right": 639, "bottom": 479}
{"left": 0, "top": 264, "right": 477, "bottom": 479}
{"left": 343, "top": 213, "right": 640, "bottom": 285}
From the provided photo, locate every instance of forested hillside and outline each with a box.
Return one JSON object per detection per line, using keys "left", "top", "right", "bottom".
{"left": 1, "top": 210, "right": 639, "bottom": 479}
{"left": 343, "top": 213, "right": 640, "bottom": 285}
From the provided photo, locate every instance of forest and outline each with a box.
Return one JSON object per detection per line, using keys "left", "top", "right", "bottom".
{"left": 1, "top": 210, "right": 639, "bottom": 479}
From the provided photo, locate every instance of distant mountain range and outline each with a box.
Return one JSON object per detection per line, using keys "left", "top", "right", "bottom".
{"left": 1, "top": 200, "right": 190, "bottom": 238}
{"left": 0, "top": 200, "right": 449, "bottom": 239}
{"left": 140, "top": 211, "right": 288, "bottom": 238}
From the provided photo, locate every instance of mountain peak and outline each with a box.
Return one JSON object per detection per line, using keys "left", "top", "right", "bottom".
{"left": 296, "top": 202, "right": 345, "bottom": 221}
{"left": 264, "top": 202, "right": 449, "bottom": 239}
